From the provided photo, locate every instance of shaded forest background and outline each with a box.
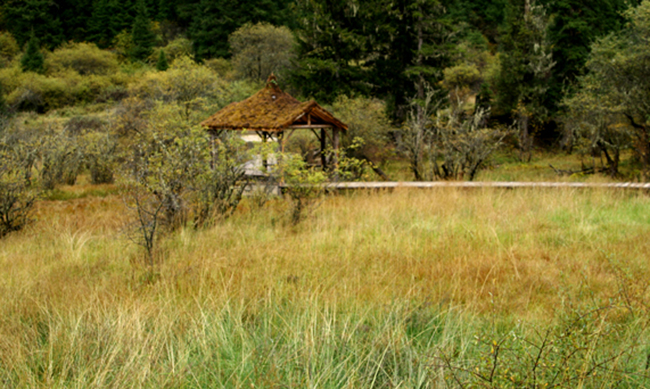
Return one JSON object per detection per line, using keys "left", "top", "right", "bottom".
{"left": 1, "top": 0, "right": 649, "bottom": 180}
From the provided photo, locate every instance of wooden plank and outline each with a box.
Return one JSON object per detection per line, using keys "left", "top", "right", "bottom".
{"left": 280, "top": 181, "right": 650, "bottom": 190}
{"left": 287, "top": 124, "right": 334, "bottom": 129}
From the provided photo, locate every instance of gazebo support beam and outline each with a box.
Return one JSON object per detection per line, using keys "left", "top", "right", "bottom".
{"left": 333, "top": 128, "right": 340, "bottom": 168}
{"left": 321, "top": 128, "right": 327, "bottom": 169}
{"left": 288, "top": 125, "right": 333, "bottom": 129}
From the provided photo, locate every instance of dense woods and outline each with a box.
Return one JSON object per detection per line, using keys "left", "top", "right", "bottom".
{"left": 1, "top": 0, "right": 650, "bottom": 187}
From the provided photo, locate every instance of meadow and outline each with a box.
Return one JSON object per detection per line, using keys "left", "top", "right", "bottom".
{"left": 2, "top": 182, "right": 650, "bottom": 388}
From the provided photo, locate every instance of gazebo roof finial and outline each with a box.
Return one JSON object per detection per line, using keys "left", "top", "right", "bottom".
{"left": 266, "top": 73, "right": 278, "bottom": 89}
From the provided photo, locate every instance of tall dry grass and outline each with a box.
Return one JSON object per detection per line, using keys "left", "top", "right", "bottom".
{"left": 1, "top": 188, "right": 649, "bottom": 387}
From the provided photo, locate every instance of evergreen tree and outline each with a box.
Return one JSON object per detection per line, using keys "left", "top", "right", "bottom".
{"left": 1, "top": 0, "right": 63, "bottom": 49}
{"left": 291, "top": 0, "right": 372, "bottom": 103}
{"left": 293, "top": 0, "right": 453, "bottom": 120}
{"left": 130, "top": 0, "right": 157, "bottom": 62}
{"left": 494, "top": 0, "right": 554, "bottom": 160}
{"left": 156, "top": 49, "right": 169, "bottom": 71}
{"left": 88, "top": 0, "right": 119, "bottom": 48}
{"left": 544, "top": 0, "right": 632, "bottom": 112}
{"left": 21, "top": 33, "right": 45, "bottom": 73}
{"left": 189, "top": 0, "right": 294, "bottom": 60}
{"left": 58, "top": 0, "right": 94, "bottom": 42}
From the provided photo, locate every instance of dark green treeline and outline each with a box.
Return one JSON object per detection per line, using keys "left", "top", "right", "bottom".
{"left": 0, "top": 0, "right": 639, "bottom": 131}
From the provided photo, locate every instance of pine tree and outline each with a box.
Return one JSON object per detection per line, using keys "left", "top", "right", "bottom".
{"left": 1, "top": 0, "right": 63, "bottom": 49}
{"left": 156, "top": 49, "right": 169, "bottom": 71}
{"left": 20, "top": 33, "right": 45, "bottom": 73}
{"left": 189, "top": 0, "right": 294, "bottom": 60}
{"left": 130, "top": 0, "right": 157, "bottom": 62}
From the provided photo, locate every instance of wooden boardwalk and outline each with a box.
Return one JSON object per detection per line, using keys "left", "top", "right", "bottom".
{"left": 315, "top": 181, "right": 650, "bottom": 190}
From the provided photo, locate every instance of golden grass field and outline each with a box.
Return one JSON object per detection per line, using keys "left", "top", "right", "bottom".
{"left": 2, "top": 185, "right": 650, "bottom": 387}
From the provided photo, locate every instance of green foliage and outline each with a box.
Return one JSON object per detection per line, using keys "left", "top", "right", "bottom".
{"left": 190, "top": 131, "right": 251, "bottom": 227}
{"left": 401, "top": 88, "right": 506, "bottom": 181}
{"left": 229, "top": 22, "right": 296, "bottom": 82}
{"left": 112, "top": 29, "right": 134, "bottom": 62}
{"left": 545, "top": 0, "right": 632, "bottom": 111}
{"left": 130, "top": 0, "right": 157, "bottom": 62}
{"left": 293, "top": 0, "right": 454, "bottom": 118}
{"left": 79, "top": 126, "right": 117, "bottom": 184}
{"left": 122, "top": 102, "right": 251, "bottom": 261}
{"left": 188, "top": 0, "right": 295, "bottom": 60}
{"left": 39, "top": 127, "right": 83, "bottom": 189}
{"left": 151, "top": 37, "right": 193, "bottom": 64}
{"left": 1, "top": 0, "right": 63, "bottom": 49}
{"left": 3, "top": 67, "right": 125, "bottom": 112}
{"left": 0, "top": 31, "right": 20, "bottom": 68}
{"left": 202, "top": 57, "right": 233, "bottom": 78}
{"left": 0, "top": 135, "right": 38, "bottom": 238}
{"left": 330, "top": 96, "right": 394, "bottom": 178}
{"left": 20, "top": 33, "right": 45, "bottom": 74}
{"left": 129, "top": 56, "right": 223, "bottom": 119}
{"left": 45, "top": 42, "right": 119, "bottom": 76}
{"left": 494, "top": 0, "right": 555, "bottom": 161}
{"left": 155, "top": 49, "right": 168, "bottom": 71}
{"left": 566, "top": 0, "right": 650, "bottom": 179}
{"left": 276, "top": 153, "right": 327, "bottom": 225}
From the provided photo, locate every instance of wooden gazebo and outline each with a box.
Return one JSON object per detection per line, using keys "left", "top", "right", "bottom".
{"left": 200, "top": 74, "right": 348, "bottom": 169}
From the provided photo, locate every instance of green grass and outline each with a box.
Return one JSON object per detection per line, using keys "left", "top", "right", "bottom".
{"left": 380, "top": 149, "right": 641, "bottom": 183}
{"left": 2, "top": 181, "right": 650, "bottom": 387}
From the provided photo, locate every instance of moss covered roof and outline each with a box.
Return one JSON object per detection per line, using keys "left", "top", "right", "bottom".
{"left": 201, "top": 75, "right": 347, "bottom": 132}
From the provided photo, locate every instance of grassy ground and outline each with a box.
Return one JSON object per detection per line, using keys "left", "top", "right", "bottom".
{"left": 381, "top": 149, "right": 642, "bottom": 183}
{"left": 2, "top": 178, "right": 650, "bottom": 387}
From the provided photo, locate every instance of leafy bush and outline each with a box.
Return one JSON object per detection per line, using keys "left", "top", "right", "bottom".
{"left": 0, "top": 31, "right": 19, "bottom": 68}
{"left": 45, "top": 42, "right": 119, "bottom": 76}
{"left": 229, "top": 23, "right": 296, "bottom": 82}
{"left": 68, "top": 117, "right": 117, "bottom": 184}
{"left": 190, "top": 131, "right": 251, "bottom": 227}
{"left": 203, "top": 58, "right": 232, "bottom": 78}
{"left": 39, "top": 127, "right": 83, "bottom": 189}
{"left": 122, "top": 102, "right": 251, "bottom": 263}
{"left": 129, "top": 56, "right": 225, "bottom": 119}
{"left": 276, "top": 153, "right": 327, "bottom": 225}
{"left": 3, "top": 68, "right": 121, "bottom": 112}
{"left": 150, "top": 38, "right": 193, "bottom": 64}
{"left": 0, "top": 136, "right": 39, "bottom": 238}
{"left": 400, "top": 89, "right": 507, "bottom": 181}
{"left": 331, "top": 96, "right": 394, "bottom": 179}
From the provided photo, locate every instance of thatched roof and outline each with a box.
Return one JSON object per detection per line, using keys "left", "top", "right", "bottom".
{"left": 201, "top": 75, "right": 347, "bottom": 132}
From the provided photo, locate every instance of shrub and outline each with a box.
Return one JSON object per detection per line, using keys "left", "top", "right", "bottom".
{"left": 0, "top": 137, "right": 39, "bottom": 238}
{"left": 276, "top": 153, "right": 327, "bottom": 225}
{"left": 150, "top": 38, "right": 193, "bottom": 64}
{"left": 45, "top": 42, "right": 119, "bottom": 76}
{"left": 67, "top": 117, "right": 116, "bottom": 184}
{"left": 202, "top": 58, "right": 232, "bottom": 78}
{"left": 0, "top": 31, "right": 20, "bottom": 68}
{"left": 331, "top": 96, "right": 394, "bottom": 179}
{"left": 129, "top": 57, "right": 223, "bottom": 119}
{"left": 190, "top": 131, "right": 251, "bottom": 227}
{"left": 400, "top": 88, "right": 507, "bottom": 181}
{"left": 230, "top": 23, "right": 296, "bottom": 82}
{"left": 39, "top": 127, "right": 83, "bottom": 189}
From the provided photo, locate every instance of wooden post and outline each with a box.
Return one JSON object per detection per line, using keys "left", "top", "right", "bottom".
{"left": 320, "top": 128, "right": 327, "bottom": 169}
{"left": 333, "top": 127, "right": 340, "bottom": 169}
{"left": 280, "top": 131, "right": 286, "bottom": 153}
